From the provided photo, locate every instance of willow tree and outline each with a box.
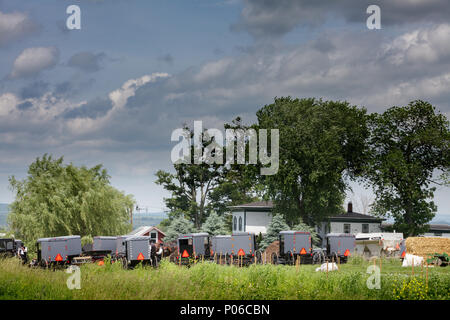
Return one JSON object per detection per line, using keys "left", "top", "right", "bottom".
{"left": 8, "top": 154, "right": 134, "bottom": 246}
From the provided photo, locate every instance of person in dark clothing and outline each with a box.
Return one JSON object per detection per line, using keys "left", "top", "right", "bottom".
{"left": 22, "top": 246, "right": 28, "bottom": 264}
{"left": 18, "top": 246, "right": 28, "bottom": 264}
{"left": 150, "top": 242, "right": 157, "bottom": 267}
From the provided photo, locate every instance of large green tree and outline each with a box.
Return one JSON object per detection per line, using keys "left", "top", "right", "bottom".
{"left": 156, "top": 123, "right": 260, "bottom": 229}
{"left": 256, "top": 97, "right": 369, "bottom": 226}
{"left": 366, "top": 100, "right": 450, "bottom": 236}
{"left": 155, "top": 162, "right": 225, "bottom": 229}
{"left": 8, "top": 155, "right": 135, "bottom": 247}
{"left": 208, "top": 117, "right": 264, "bottom": 214}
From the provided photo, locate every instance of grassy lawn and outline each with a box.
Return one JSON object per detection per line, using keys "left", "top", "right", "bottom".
{"left": 0, "top": 256, "right": 449, "bottom": 300}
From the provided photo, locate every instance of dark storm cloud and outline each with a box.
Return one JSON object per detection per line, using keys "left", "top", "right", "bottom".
{"left": 54, "top": 81, "right": 72, "bottom": 96}
{"left": 67, "top": 52, "right": 107, "bottom": 73}
{"left": 157, "top": 54, "right": 174, "bottom": 65}
{"left": 19, "top": 81, "right": 49, "bottom": 99}
{"left": 56, "top": 19, "right": 70, "bottom": 35}
{"left": 16, "top": 101, "right": 33, "bottom": 111}
{"left": 53, "top": 78, "right": 96, "bottom": 98}
{"left": 62, "top": 97, "right": 113, "bottom": 119}
{"left": 233, "top": 0, "right": 450, "bottom": 39}
{"left": 0, "top": 10, "right": 41, "bottom": 47}
{"left": 2, "top": 25, "right": 450, "bottom": 158}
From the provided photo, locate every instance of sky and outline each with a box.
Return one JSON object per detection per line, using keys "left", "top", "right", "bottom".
{"left": 0, "top": 0, "right": 449, "bottom": 219}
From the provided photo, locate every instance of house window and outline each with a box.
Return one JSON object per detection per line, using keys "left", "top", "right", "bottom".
{"left": 149, "top": 231, "right": 157, "bottom": 244}
{"left": 344, "top": 224, "right": 351, "bottom": 234}
{"left": 239, "top": 216, "right": 242, "bottom": 231}
{"left": 233, "top": 217, "right": 237, "bottom": 231}
{"left": 362, "top": 224, "right": 369, "bottom": 233}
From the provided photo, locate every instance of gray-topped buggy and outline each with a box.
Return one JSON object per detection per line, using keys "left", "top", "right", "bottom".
{"left": 272, "top": 231, "right": 312, "bottom": 265}
{"left": 36, "top": 235, "right": 82, "bottom": 267}
{"left": 176, "top": 233, "right": 211, "bottom": 264}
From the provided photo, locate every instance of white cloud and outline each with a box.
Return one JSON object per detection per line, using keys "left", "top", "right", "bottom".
{"left": 109, "top": 73, "right": 169, "bottom": 110}
{"left": 0, "top": 10, "right": 38, "bottom": 47}
{"left": 0, "top": 93, "right": 19, "bottom": 117}
{"left": 382, "top": 24, "right": 450, "bottom": 65}
{"left": 10, "top": 47, "right": 59, "bottom": 79}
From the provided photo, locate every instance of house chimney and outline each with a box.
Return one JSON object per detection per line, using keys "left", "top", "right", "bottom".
{"left": 347, "top": 202, "right": 353, "bottom": 213}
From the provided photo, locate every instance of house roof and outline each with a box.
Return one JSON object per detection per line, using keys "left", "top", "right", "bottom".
{"left": 329, "top": 211, "right": 384, "bottom": 222}
{"left": 128, "top": 226, "right": 166, "bottom": 237}
{"left": 228, "top": 201, "right": 273, "bottom": 211}
{"left": 429, "top": 224, "right": 450, "bottom": 231}
{"left": 228, "top": 201, "right": 383, "bottom": 222}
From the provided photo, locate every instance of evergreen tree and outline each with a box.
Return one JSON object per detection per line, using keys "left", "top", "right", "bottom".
{"left": 201, "top": 211, "right": 228, "bottom": 235}
{"left": 260, "top": 214, "right": 289, "bottom": 250}
{"left": 163, "top": 215, "right": 196, "bottom": 243}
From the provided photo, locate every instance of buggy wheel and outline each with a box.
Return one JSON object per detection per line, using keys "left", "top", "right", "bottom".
{"left": 271, "top": 252, "right": 278, "bottom": 265}
{"left": 286, "top": 252, "right": 294, "bottom": 265}
{"left": 121, "top": 257, "right": 128, "bottom": 269}
{"left": 39, "top": 259, "right": 49, "bottom": 269}
{"left": 312, "top": 251, "right": 323, "bottom": 264}
{"left": 435, "top": 257, "right": 442, "bottom": 267}
{"left": 255, "top": 251, "right": 262, "bottom": 264}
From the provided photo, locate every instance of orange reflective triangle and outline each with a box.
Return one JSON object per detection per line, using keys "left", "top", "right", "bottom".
{"left": 344, "top": 249, "right": 350, "bottom": 257}
{"left": 55, "top": 253, "right": 63, "bottom": 261}
{"left": 396, "top": 243, "right": 400, "bottom": 250}
{"left": 182, "top": 250, "right": 189, "bottom": 258}
{"left": 137, "top": 252, "right": 145, "bottom": 260}
{"left": 238, "top": 249, "right": 245, "bottom": 256}
{"left": 300, "top": 248, "right": 307, "bottom": 254}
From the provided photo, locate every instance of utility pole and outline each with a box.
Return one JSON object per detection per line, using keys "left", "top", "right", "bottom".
{"left": 130, "top": 206, "right": 134, "bottom": 228}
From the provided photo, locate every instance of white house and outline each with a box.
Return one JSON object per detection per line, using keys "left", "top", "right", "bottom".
{"left": 229, "top": 201, "right": 385, "bottom": 247}
{"left": 229, "top": 201, "right": 450, "bottom": 244}
{"left": 229, "top": 201, "right": 273, "bottom": 234}
{"left": 320, "top": 202, "right": 384, "bottom": 235}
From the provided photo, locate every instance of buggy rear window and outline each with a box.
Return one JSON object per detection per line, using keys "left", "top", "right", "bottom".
{"left": 179, "top": 239, "right": 191, "bottom": 246}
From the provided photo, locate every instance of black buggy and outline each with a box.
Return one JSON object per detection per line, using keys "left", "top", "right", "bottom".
{"left": 312, "top": 233, "right": 356, "bottom": 264}
{"left": 271, "top": 231, "right": 313, "bottom": 265}
{"left": 0, "top": 238, "right": 17, "bottom": 258}
{"left": 176, "top": 233, "right": 211, "bottom": 265}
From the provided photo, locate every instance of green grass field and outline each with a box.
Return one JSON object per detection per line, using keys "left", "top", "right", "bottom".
{"left": 0, "top": 256, "right": 449, "bottom": 300}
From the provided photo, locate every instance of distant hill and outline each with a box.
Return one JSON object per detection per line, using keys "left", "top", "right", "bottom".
{"left": 0, "top": 206, "right": 168, "bottom": 229}
{"left": 132, "top": 212, "right": 168, "bottom": 229}
{"left": 431, "top": 214, "right": 450, "bottom": 225}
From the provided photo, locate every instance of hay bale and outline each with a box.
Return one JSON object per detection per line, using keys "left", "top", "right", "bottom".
{"left": 262, "top": 240, "right": 279, "bottom": 263}
{"left": 406, "top": 237, "right": 450, "bottom": 259}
